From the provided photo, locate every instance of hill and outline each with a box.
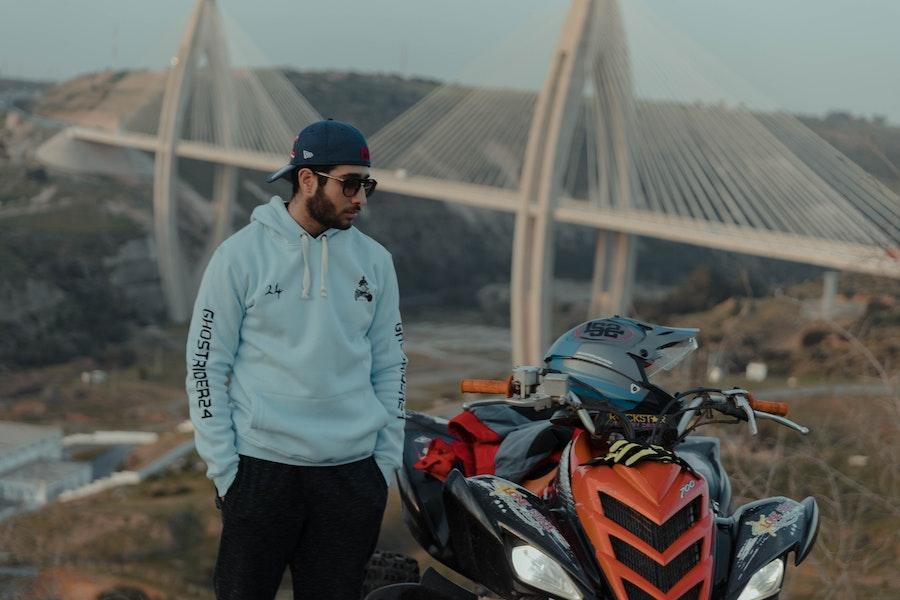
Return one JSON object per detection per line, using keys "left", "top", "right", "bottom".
{"left": 0, "top": 68, "right": 898, "bottom": 598}
{"left": 1, "top": 69, "right": 898, "bottom": 369}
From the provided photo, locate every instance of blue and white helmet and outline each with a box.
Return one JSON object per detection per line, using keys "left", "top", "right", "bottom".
{"left": 544, "top": 316, "right": 698, "bottom": 410}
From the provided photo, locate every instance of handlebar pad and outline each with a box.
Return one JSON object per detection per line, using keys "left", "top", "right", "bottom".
{"left": 460, "top": 378, "right": 511, "bottom": 396}
{"left": 749, "top": 399, "right": 789, "bottom": 416}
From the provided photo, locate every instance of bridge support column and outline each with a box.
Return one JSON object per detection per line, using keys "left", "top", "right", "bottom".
{"left": 821, "top": 271, "right": 839, "bottom": 319}
{"left": 154, "top": 0, "right": 237, "bottom": 320}
{"left": 589, "top": 230, "right": 636, "bottom": 317}
{"left": 512, "top": 0, "right": 595, "bottom": 365}
{"left": 587, "top": 0, "right": 637, "bottom": 319}
{"left": 153, "top": 0, "right": 208, "bottom": 322}
{"left": 198, "top": 1, "right": 237, "bottom": 286}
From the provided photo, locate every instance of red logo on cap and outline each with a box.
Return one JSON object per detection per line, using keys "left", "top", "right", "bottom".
{"left": 360, "top": 146, "right": 370, "bottom": 161}
{"left": 290, "top": 135, "right": 299, "bottom": 159}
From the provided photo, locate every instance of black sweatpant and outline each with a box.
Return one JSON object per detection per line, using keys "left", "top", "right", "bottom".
{"left": 213, "top": 454, "right": 389, "bottom": 600}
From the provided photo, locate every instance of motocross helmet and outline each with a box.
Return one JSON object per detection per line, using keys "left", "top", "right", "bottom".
{"left": 544, "top": 316, "right": 698, "bottom": 411}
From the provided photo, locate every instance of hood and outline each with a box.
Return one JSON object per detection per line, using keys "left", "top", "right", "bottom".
{"left": 251, "top": 196, "right": 350, "bottom": 299}
{"left": 251, "top": 196, "right": 349, "bottom": 245}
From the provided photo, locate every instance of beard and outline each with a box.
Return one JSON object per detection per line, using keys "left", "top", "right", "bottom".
{"left": 307, "top": 186, "right": 354, "bottom": 231}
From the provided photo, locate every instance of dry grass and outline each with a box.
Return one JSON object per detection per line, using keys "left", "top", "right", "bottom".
{"left": 1, "top": 302, "right": 897, "bottom": 599}
{"left": 720, "top": 393, "right": 900, "bottom": 600}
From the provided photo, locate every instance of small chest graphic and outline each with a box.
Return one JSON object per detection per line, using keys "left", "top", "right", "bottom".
{"left": 265, "top": 283, "right": 283, "bottom": 298}
{"left": 354, "top": 277, "right": 373, "bottom": 302}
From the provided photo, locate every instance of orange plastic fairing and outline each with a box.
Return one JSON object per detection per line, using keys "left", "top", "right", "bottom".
{"left": 569, "top": 433, "right": 714, "bottom": 599}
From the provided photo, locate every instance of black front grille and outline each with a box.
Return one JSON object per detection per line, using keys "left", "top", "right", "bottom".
{"left": 623, "top": 580, "right": 703, "bottom": 600}
{"left": 623, "top": 581, "right": 656, "bottom": 600}
{"left": 678, "top": 584, "right": 702, "bottom": 600}
{"left": 612, "top": 538, "right": 701, "bottom": 593}
{"left": 601, "top": 493, "right": 699, "bottom": 552}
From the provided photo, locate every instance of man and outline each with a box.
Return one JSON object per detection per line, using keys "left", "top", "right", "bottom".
{"left": 185, "top": 119, "right": 407, "bottom": 599}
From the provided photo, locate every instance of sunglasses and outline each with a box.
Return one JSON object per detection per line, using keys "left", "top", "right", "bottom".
{"left": 315, "top": 171, "right": 377, "bottom": 198}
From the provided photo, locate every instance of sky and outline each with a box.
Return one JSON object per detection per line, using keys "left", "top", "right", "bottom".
{"left": 1, "top": 0, "right": 898, "bottom": 123}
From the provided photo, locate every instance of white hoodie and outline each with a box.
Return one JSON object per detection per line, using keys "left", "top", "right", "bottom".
{"left": 185, "top": 196, "right": 407, "bottom": 496}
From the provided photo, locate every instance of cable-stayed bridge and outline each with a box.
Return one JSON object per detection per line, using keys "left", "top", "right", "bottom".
{"left": 37, "top": 0, "right": 900, "bottom": 364}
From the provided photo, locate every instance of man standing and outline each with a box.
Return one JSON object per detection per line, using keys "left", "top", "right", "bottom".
{"left": 185, "top": 119, "right": 407, "bottom": 599}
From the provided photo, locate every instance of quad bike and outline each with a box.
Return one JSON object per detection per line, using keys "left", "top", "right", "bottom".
{"left": 366, "top": 316, "right": 818, "bottom": 600}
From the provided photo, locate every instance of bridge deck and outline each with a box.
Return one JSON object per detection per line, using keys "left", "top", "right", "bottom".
{"left": 65, "top": 125, "right": 899, "bottom": 278}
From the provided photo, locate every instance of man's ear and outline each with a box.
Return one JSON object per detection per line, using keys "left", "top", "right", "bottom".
{"left": 298, "top": 168, "right": 317, "bottom": 195}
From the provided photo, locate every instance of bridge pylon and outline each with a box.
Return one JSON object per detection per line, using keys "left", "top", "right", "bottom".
{"left": 44, "top": 0, "right": 898, "bottom": 339}
{"left": 512, "top": 0, "right": 637, "bottom": 365}
{"left": 154, "top": 0, "right": 237, "bottom": 322}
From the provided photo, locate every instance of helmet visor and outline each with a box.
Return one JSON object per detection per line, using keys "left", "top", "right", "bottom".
{"left": 646, "top": 337, "right": 698, "bottom": 378}
{"left": 557, "top": 358, "right": 646, "bottom": 404}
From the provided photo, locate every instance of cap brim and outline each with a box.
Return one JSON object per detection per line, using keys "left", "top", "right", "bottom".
{"left": 265, "top": 163, "right": 297, "bottom": 183}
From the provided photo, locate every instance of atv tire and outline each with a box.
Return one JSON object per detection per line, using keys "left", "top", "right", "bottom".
{"left": 362, "top": 550, "right": 420, "bottom": 597}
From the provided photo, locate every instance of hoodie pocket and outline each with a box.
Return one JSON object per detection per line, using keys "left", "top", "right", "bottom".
{"left": 248, "top": 387, "right": 390, "bottom": 463}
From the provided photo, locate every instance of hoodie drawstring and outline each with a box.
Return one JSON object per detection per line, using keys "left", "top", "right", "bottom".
{"left": 320, "top": 235, "right": 329, "bottom": 297}
{"left": 300, "top": 234, "right": 311, "bottom": 298}
{"left": 299, "top": 233, "right": 329, "bottom": 299}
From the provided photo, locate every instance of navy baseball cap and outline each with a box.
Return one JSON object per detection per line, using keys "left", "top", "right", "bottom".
{"left": 266, "top": 119, "right": 371, "bottom": 183}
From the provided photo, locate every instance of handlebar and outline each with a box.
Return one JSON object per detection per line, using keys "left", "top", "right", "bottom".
{"left": 457, "top": 373, "right": 808, "bottom": 440}
{"left": 693, "top": 389, "right": 806, "bottom": 436}
{"left": 747, "top": 398, "right": 789, "bottom": 416}
{"left": 459, "top": 377, "right": 513, "bottom": 397}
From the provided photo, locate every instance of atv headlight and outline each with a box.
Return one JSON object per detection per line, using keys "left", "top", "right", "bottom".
{"left": 736, "top": 558, "right": 784, "bottom": 600}
{"left": 510, "top": 544, "right": 582, "bottom": 600}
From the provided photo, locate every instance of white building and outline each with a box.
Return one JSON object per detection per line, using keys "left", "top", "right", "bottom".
{"left": 0, "top": 421, "right": 91, "bottom": 511}
{"left": 0, "top": 421, "right": 63, "bottom": 472}
{"left": 0, "top": 459, "right": 91, "bottom": 508}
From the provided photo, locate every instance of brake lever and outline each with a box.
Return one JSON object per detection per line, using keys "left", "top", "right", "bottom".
{"left": 733, "top": 394, "right": 758, "bottom": 435}
{"left": 562, "top": 392, "right": 596, "bottom": 435}
{"left": 463, "top": 392, "right": 555, "bottom": 412}
{"left": 676, "top": 395, "right": 706, "bottom": 437}
{"left": 753, "top": 411, "right": 810, "bottom": 435}
{"left": 462, "top": 399, "right": 511, "bottom": 410}
{"left": 576, "top": 409, "right": 596, "bottom": 435}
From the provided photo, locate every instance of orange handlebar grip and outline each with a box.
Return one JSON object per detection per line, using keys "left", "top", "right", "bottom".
{"left": 749, "top": 399, "right": 789, "bottom": 416}
{"left": 460, "top": 378, "right": 511, "bottom": 396}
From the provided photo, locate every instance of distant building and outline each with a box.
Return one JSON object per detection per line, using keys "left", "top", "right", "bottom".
{"left": 0, "top": 459, "right": 92, "bottom": 507}
{"left": 0, "top": 421, "right": 91, "bottom": 512}
{"left": 0, "top": 421, "right": 63, "bottom": 472}
{"left": 745, "top": 362, "right": 768, "bottom": 382}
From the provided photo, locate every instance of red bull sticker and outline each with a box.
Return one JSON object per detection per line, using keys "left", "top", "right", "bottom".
{"left": 735, "top": 501, "right": 803, "bottom": 572}
{"left": 749, "top": 501, "right": 802, "bottom": 537}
